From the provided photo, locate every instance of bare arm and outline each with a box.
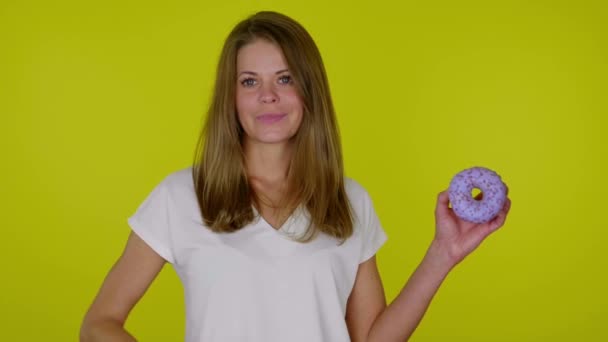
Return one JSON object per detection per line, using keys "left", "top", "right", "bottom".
{"left": 348, "top": 191, "right": 511, "bottom": 342}
{"left": 345, "top": 249, "right": 450, "bottom": 342}
{"left": 80, "top": 231, "right": 166, "bottom": 341}
{"left": 345, "top": 256, "right": 387, "bottom": 342}
{"left": 365, "top": 243, "right": 452, "bottom": 341}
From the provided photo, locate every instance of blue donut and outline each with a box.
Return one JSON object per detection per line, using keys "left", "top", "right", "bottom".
{"left": 448, "top": 167, "right": 507, "bottom": 223}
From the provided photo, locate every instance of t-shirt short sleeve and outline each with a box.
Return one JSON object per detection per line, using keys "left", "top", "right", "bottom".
{"left": 359, "top": 193, "right": 388, "bottom": 263}
{"left": 347, "top": 179, "right": 388, "bottom": 264}
{"left": 127, "top": 177, "right": 176, "bottom": 264}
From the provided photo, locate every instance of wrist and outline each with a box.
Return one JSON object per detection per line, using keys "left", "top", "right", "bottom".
{"left": 424, "top": 240, "right": 458, "bottom": 275}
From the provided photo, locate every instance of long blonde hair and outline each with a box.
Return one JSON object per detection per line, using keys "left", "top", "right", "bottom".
{"left": 192, "top": 11, "right": 353, "bottom": 243}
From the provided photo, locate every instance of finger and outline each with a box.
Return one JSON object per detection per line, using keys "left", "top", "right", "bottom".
{"left": 435, "top": 190, "right": 451, "bottom": 219}
{"left": 504, "top": 197, "right": 511, "bottom": 213}
{"left": 489, "top": 198, "right": 511, "bottom": 231}
{"left": 499, "top": 197, "right": 511, "bottom": 216}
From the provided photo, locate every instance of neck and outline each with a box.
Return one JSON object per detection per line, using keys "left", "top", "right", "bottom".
{"left": 243, "top": 139, "right": 292, "bottom": 183}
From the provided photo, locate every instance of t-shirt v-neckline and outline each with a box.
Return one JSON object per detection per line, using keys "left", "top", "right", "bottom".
{"left": 252, "top": 205, "right": 305, "bottom": 234}
{"left": 259, "top": 215, "right": 285, "bottom": 231}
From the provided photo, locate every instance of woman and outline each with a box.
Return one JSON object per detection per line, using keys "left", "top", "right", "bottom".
{"left": 80, "top": 11, "right": 511, "bottom": 342}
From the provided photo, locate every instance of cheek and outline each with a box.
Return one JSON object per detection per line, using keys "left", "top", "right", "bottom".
{"left": 289, "top": 99, "right": 304, "bottom": 132}
{"left": 235, "top": 95, "right": 249, "bottom": 128}
{"left": 283, "top": 90, "right": 303, "bottom": 112}
{"left": 235, "top": 93, "right": 258, "bottom": 122}
{"left": 235, "top": 92, "right": 247, "bottom": 114}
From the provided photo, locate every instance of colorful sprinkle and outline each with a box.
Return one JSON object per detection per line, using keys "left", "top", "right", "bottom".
{"left": 448, "top": 166, "right": 507, "bottom": 223}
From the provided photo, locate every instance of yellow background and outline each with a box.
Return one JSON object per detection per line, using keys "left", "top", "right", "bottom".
{"left": 1, "top": 0, "right": 606, "bottom": 340}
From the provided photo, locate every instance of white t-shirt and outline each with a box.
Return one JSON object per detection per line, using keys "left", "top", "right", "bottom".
{"left": 127, "top": 167, "right": 388, "bottom": 342}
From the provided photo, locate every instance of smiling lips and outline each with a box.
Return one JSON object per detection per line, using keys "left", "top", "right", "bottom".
{"left": 256, "top": 113, "right": 287, "bottom": 124}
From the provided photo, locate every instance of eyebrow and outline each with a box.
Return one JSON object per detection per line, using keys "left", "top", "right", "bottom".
{"left": 238, "top": 69, "right": 289, "bottom": 77}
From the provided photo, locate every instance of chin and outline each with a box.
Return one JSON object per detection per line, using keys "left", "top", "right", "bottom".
{"left": 251, "top": 133, "right": 296, "bottom": 145}
{"left": 258, "top": 137, "right": 292, "bottom": 145}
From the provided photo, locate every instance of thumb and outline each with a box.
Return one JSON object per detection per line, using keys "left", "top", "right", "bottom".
{"left": 435, "top": 190, "right": 451, "bottom": 220}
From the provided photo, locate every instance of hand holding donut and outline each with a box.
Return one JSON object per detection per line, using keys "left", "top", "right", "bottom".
{"left": 429, "top": 167, "right": 512, "bottom": 270}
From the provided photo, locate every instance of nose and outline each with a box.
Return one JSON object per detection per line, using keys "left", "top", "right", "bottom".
{"left": 259, "top": 83, "right": 278, "bottom": 104}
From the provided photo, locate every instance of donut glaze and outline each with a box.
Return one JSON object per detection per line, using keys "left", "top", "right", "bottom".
{"left": 448, "top": 167, "right": 507, "bottom": 223}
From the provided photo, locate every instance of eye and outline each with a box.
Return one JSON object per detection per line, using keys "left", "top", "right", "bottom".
{"left": 278, "top": 75, "right": 292, "bottom": 84}
{"left": 240, "top": 78, "right": 256, "bottom": 87}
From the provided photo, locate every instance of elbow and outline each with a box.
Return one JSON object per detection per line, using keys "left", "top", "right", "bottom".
{"left": 80, "top": 316, "right": 105, "bottom": 342}
{"left": 79, "top": 316, "right": 134, "bottom": 342}
{"left": 79, "top": 316, "right": 122, "bottom": 342}
{"left": 79, "top": 319, "right": 95, "bottom": 342}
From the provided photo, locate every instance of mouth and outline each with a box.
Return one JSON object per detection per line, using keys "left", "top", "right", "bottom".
{"left": 256, "top": 113, "right": 287, "bottom": 124}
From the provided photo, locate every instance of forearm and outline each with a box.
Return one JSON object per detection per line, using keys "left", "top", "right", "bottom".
{"left": 80, "top": 319, "right": 137, "bottom": 342}
{"left": 367, "top": 242, "right": 454, "bottom": 342}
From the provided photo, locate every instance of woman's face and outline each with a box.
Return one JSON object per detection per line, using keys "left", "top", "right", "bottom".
{"left": 235, "top": 39, "right": 303, "bottom": 146}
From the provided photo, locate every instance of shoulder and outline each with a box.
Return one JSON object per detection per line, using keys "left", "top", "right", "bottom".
{"left": 159, "top": 166, "right": 195, "bottom": 190}
{"left": 344, "top": 177, "right": 373, "bottom": 204}
{"left": 144, "top": 166, "right": 196, "bottom": 207}
{"left": 343, "top": 177, "right": 378, "bottom": 224}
